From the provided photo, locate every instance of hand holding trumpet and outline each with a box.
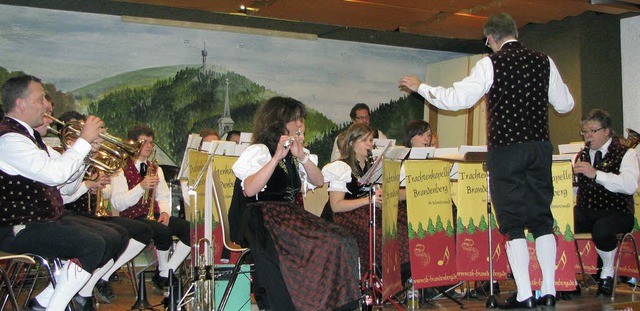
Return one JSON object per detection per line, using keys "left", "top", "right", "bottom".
{"left": 140, "top": 175, "right": 160, "bottom": 192}
{"left": 79, "top": 115, "right": 105, "bottom": 146}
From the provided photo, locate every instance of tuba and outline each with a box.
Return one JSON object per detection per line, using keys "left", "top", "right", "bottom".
{"left": 624, "top": 128, "right": 640, "bottom": 149}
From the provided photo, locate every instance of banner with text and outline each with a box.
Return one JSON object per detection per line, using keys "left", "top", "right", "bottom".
{"left": 382, "top": 160, "right": 402, "bottom": 298}
{"left": 405, "top": 160, "right": 457, "bottom": 288}
{"left": 456, "top": 162, "right": 509, "bottom": 281}
{"left": 528, "top": 161, "right": 576, "bottom": 290}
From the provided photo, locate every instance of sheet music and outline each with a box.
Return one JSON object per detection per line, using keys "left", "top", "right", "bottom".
{"left": 239, "top": 132, "right": 252, "bottom": 145}
{"left": 449, "top": 145, "right": 487, "bottom": 180}
{"left": 558, "top": 143, "right": 583, "bottom": 154}
{"left": 408, "top": 147, "right": 436, "bottom": 159}
{"left": 358, "top": 143, "right": 395, "bottom": 185}
{"left": 387, "top": 146, "right": 411, "bottom": 160}
{"left": 371, "top": 139, "right": 396, "bottom": 160}
{"left": 214, "top": 141, "right": 237, "bottom": 156}
{"left": 199, "top": 141, "right": 218, "bottom": 153}
{"left": 178, "top": 134, "right": 198, "bottom": 180}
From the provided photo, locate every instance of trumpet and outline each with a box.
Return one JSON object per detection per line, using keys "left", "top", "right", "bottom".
{"left": 45, "top": 113, "right": 141, "bottom": 175}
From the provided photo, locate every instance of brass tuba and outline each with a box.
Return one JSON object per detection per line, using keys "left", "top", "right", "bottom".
{"left": 624, "top": 128, "right": 640, "bottom": 149}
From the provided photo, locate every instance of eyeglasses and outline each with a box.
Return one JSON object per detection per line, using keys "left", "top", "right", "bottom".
{"left": 485, "top": 37, "right": 489, "bottom": 47}
{"left": 579, "top": 128, "right": 604, "bottom": 136}
{"left": 354, "top": 115, "right": 370, "bottom": 121}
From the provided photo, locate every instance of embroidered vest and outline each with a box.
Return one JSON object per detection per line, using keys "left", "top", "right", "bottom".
{"left": 65, "top": 192, "right": 92, "bottom": 215}
{"left": 0, "top": 117, "right": 64, "bottom": 226}
{"left": 576, "top": 140, "right": 634, "bottom": 215}
{"left": 118, "top": 159, "right": 159, "bottom": 219}
{"left": 487, "top": 41, "right": 551, "bottom": 147}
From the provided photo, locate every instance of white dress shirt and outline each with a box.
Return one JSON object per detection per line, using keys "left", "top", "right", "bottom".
{"left": 590, "top": 138, "right": 639, "bottom": 195}
{"left": 110, "top": 160, "right": 171, "bottom": 215}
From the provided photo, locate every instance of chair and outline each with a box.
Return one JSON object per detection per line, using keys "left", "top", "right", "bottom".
{"left": 0, "top": 251, "right": 36, "bottom": 310}
{"left": 574, "top": 232, "right": 640, "bottom": 301}
{"left": 211, "top": 170, "right": 251, "bottom": 311}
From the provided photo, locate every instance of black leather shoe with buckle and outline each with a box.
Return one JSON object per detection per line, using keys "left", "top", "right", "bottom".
{"left": 597, "top": 277, "right": 614, "bottom": 297}
{"left": 498, "top": 294, "right": 537, "bottom": 309}
{"left": 537, "top": 294, "right": 556, "bottom": 307}
{"left": 72, "top": 295, "right": 97, "bottom": 311}
{"left": 24, "top": 298, "right": 46, "bottom": 311}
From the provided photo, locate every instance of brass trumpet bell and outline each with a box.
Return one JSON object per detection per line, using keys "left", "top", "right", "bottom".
{"left": 625, "top": 128, "right": 640, "bottom": 149}
{"left": 45, "top": 113, "right": 141, "bottom": 175}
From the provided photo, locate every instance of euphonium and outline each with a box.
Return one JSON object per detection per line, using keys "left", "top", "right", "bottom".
{"left": 624, "top": 128, "right": 640, "bottom": 149}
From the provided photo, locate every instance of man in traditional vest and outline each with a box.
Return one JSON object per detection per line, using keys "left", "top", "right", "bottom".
{"left": 399, "top": 12, "right": 575, "bottom": 309}
{"left": 573, "top": 109, "right": 639, "bottom": 297}
{"left": 110, "top": 124, "right": 191, "bottom": 291}
{"left": 0, "top": 74, "right": 109, "bottom": 311}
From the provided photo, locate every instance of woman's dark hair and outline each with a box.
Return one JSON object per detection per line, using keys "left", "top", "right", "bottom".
{"left": 251, "top": 96, "right": 306, "bottom": 153}
{"left": 403, "top": 119, "right": 431, "bottom": 147}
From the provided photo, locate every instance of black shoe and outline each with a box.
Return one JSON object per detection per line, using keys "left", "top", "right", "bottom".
{"left": 23, "top": 298, "right": 46, "bottom": 311}
{"left": 94, "top": 279, "right": 115, "bottom": 303}
{"left": 72, "top": 295, "right": 97, "bottom": 311}
{"left": 497, "top": 294, "right": 537, "bottom": 309}
{"left": 537, "top": 294, "right": 556, "bottom": 307}
{"left": 597, "top": 277, "right": 614, "bottom": 297}
{"left": 152, "top": 273, "right": 169, "bottom": 291}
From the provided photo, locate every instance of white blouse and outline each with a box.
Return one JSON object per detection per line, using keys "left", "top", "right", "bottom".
{"left": 232, "top": 144, "right": 318, "bottom": 195}
{"left": 322, "top": 161, "right": 352, "bottom": 193}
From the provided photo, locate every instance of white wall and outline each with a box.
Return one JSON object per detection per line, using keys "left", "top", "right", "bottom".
{"left": 621, "top": 15, "right": 640, "bottom": 137}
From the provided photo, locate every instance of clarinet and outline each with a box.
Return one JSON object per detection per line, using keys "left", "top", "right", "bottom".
{"left": 574, "top": 141, "right": 591, "bottom": 183}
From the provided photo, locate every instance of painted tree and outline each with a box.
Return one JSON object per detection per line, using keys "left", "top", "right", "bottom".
{"left": 446, "top": 219, "right": 454, "bottom": 237}
{"left": 477, "top": 215, "right": 488, "bottom": 232}
{"left": 417, "top": 222, "right": 426, "bottom": 239}
{"left": 564, "top": 224, "right": 574, "bottom": 241}
{"left": 427, "top": 218, "right": 436, "bottom": 235}
{"left": 457, "top": 217, "right": 465, "bottom": 234}
{"left": 408, "top": 222, "right": 415, "bottom": 239}
{"left": 467, "top": 218, "right": 477, "bottom": 234}
{"left": 435, "top": 215, "right": 445, "bottom": 233}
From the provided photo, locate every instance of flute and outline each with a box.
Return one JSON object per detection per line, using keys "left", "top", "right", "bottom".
{"left": 283, "top": 129, "right": 302, "bottom": 149}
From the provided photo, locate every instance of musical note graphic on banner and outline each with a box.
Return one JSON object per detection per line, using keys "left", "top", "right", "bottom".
{"left": 556, "top": 251, "right": 568, "bottom": 270}
{"left": 487, "top": 244, "right": 501, "bottom": 262}
{"left": 438, "top": 246, "right": 451, "bottom": 266}
{"left": 580, "top": 241, "right": 592, "bottom": 256}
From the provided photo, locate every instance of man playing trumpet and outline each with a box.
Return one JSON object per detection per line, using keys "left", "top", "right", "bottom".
{"left": 110, "top": 124, "right": 191, "bottom": 291}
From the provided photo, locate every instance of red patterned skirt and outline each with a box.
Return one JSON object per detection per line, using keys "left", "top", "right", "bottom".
{"left": 257, "top": 201, "right": 360, "bottom": 310}
{"left": 333, "top": 201, "right": 410, "bottom": 273}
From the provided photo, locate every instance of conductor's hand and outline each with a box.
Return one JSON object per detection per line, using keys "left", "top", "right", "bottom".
{"left": 399, "top": 76, "right": 423, "bottom": 94}
{"left": 80, "top": 116, "right": 104, "bottom": 144}
{"left": 574, "top": 160, "right": 598, "bottom": 180}
{"left": 157, "top": 212, "right": 170, "bottom": 225}
{"left": 140, "top": 175, "right": 160, "bottom": 191}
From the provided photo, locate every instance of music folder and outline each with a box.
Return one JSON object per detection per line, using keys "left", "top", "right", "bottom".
{"left": 358, "top": 143, "right": 404, "bottom": 186}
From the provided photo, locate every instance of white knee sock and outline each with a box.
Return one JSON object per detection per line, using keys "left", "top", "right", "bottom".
{"left": 596, "top": 248, "right": 617, "bottom": 279}
{"left": 161, "top": 241, "right": 191, "bottom": 278}
{"left": 35, "top": 283, "right": 55, "bottom": 306}
{"left": 506, "top": 238, "right": 532, "bottom": 301}
{"left": 157, "top": 249, "right": 170, "bottom": 277}
{"left": 77, "top": 259, "right": 114, "bottom": 297}
{"left": 47, "top": 261, "right": 92, "bottom": 311}
{"left": 100, "top": 239, "right": 147, "bottom": 281}
{"left": 535, "top": 234, "right": 557, "bottom": 297}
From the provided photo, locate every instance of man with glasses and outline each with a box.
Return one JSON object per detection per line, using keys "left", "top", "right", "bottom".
{"left": 330, "top": 103, "right": 387, "bottom": 161}
{"left": 399, "top": 12, "right": 574, "bottom": 309}
{"left": 573, "top": 109, "right": 639, "bottom": 297}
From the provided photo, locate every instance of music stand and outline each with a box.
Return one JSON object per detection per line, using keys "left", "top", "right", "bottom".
{"left": 357, "top": 144, "right": 404, "bottom": 310}
{"left": 434, "top": 150, "right": 497, "bottom": 308}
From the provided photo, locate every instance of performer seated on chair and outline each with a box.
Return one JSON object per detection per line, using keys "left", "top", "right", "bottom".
{"left": 321, "top": 123, "right": 410, "bottom": 284}
{"left": 110, "top": 124, "right": 191, "bottom": 292}
{"left": 0, "top": 75, "right": 113, "bottom": 311}
{"left": 228, "top": 96, "right": 360, "bottom": 311}
{"left": 573, "top": 109, "right": 639, "bottom": 297}
{"left": 52, "top": 110, "right": 154, "bottom": 305}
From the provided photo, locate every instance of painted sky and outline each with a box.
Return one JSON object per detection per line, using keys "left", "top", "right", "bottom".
{"left": 0, "top": 4, "right": 466, "bottom": 123}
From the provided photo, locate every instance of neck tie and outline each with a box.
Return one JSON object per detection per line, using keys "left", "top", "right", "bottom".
{"left": 593, "top": 150, "right": 603, "bottom": 167}
{"left": 33, "top": 131, "right": 50, "bottom": 156}
{"left": 140, "top": 162, "right": 148, "bottom": 177}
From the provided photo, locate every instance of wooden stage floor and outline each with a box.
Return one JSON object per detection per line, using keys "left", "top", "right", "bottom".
{"left": 90, "top": 275, "right": 640, "bottom": 311}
